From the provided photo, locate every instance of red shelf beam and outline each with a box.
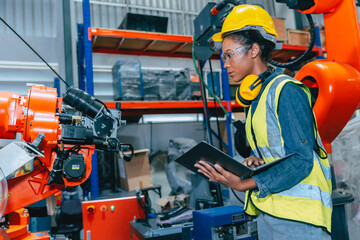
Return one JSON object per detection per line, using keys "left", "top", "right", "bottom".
{"left": 89, "top": 28, "right": 194, "bottom": 42}
{"left": 105, "top": 101, "right": 242, "bottom": 116}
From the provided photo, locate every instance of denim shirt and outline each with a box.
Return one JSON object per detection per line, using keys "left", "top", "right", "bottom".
{"left": 250, "top": 68, "right": 315, "bottom": 198}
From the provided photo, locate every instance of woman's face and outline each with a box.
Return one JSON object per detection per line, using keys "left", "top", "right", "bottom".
{"left": 221, "top": 37, "right": 253, "bottom": 83}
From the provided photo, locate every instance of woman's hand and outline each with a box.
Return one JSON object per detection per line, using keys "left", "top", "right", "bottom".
{"left": 194, "top": 160, "right": 246, "bottom": 191}
{"left": 242, "top": 156, "right": 264, "bottom": 168}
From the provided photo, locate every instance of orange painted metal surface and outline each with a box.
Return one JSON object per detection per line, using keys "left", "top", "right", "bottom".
{"left": 89, "top": 28, "right": 194, "bottom": 43}
{"left": 6, "top": 208, "right": 49, "bottom": 240}
{"left": 295, "top": 0, "right": 360, "bottom": 153}
{"left": 5, "top": 165, "right": 61, "bottom": 215}
{"left": 300, "top": 0, "right": 342, "bottom": 14}
{"left": 0, "top": 92, "right": 25, "bottom": 139}
{"left": 105, "top": 100, "right": 243, "bottom": 116}
{"left": 295, "top": 60, "right": 360, "bottom": 152}
{"left": 7, "top": 209, "right": 29, "bottom": 239}
{"left": 322, "top": 0, "right": 360, "bottom": 71}
{"left": 82, "top": 196, "right": 146, "bottom": 240}
{"left": 5, "top": 145, "right": 94, "bottom": 216}
{"left": 23, "top": 86, "right": 61, "bottom": 168}
{"left": 0, "top": 86, "right": 61, "bottom": 167}
{"left": 0, "top": 86, "right": 97, "bottom": 235}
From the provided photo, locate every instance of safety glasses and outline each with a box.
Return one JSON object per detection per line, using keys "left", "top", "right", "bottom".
{"left": 221, "top": 46, "right": 249, "bottom": 64}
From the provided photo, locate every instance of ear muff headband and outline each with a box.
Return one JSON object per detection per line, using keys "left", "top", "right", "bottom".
{"left": 236, "top": 67, "right": 274, "bottom": 107}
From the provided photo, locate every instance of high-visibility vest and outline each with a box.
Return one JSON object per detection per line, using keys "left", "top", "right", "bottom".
{"left": 244, "top": 74, "right": 332, "bottom": 233}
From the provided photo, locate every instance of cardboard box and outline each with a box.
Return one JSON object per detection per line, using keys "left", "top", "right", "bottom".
{"left": 302, "top": 26, "right": 326, "bottom": 47}
{"left": 118, "top": 149, "right": 153, "bottom": 191}
{"left": 287, "top": 29, "right": 310, "bottom": 46}
{"left": 273, "top": 17, "right": 286, "bottom": 41}
{"left": 157, "top": 194, "right": 189, "bottom": 210}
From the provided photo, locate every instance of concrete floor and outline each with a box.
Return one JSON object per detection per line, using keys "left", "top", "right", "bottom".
{"left": 149, "top": 168, "right": 172, "bottom": 212}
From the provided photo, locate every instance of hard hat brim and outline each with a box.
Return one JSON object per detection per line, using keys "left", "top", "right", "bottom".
{"left": 212, "top": 32, "right": 223, "bottom": 42}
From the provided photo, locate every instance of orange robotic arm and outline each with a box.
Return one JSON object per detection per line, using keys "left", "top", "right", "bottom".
{"left": 0, "top": 86, "right": 94, "bottom": 215}
{"left": 0, "top": 86, "right": 131, "bottom": 217}
{"left": 281, "top": 0, "right": 360, "bottom": 153}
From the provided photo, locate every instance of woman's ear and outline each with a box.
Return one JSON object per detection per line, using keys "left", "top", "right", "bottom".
{"left": 250, "top": 43, "right": 261, "bottom": 59}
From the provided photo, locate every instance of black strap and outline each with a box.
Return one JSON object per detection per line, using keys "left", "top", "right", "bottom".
{"left": 249, "top": 66, "right": 274, "bottom": 90}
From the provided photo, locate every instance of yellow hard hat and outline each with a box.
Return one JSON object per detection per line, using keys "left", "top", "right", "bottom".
{"left": 212, "top": 4, "right": 278, "bottom": 42}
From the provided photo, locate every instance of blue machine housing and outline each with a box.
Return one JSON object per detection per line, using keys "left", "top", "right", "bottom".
{"left": 193, "top": 205, "right": 254, "bottom": 240}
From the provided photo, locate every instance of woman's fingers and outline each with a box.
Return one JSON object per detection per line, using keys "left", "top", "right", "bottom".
{"left": 254, "top": 160, "right": 265, "bottom": 166}
{"left": 243, "top": 156, "right": 265, "bottom": 168}
{"left": 195, "top": 162, "right": 216, "bottom": 179}
{"left": 198, "top": 168, "right": 212, "bottom": 179}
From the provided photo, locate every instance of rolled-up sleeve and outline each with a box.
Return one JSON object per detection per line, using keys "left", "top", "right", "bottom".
{"left": 252, "top": 83, "right": 315, "bottom": 198}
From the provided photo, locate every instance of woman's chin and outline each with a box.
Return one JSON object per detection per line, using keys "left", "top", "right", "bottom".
{"left": 230, "top": 76, "right": 241, "bottom": 83}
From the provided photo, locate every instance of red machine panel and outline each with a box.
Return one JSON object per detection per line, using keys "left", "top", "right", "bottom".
{"left": 82, "top": 196, "right": 146, "bottom": 240}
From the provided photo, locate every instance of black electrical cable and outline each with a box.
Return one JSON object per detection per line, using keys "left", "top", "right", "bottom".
{"left": 231, "top": 188, "right": 245, "bottom": 205}
{"left": 192, "top": 41, "right": 230, "bottom": 121}
{"left": 0, "top": 16, "right": 70, "bottom": 88}
{"left": 269, "top": 14, "right": 316, "bottom": 68}
{"left": 209, "top": 59, "right": 223, "bottom": 151}
{"left": 198, "top": 61, "right": 213, "bottom": 144}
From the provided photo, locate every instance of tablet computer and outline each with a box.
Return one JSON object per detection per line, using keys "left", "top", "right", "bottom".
{"left": 175, "top": 141, "right": 294, "bottom": 179}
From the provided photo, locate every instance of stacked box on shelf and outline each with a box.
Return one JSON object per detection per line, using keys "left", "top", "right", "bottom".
{"left": 190, "top": 72, "right": 201, "bottom": 100}
{"left": 175, "top": 70, "right": 192, "bottom": 100}
{"left": 159, "top": 70, "right": 177, "bottom": 100}
{"left": 273, "top": 17, "right": 286, "bottom": 42}
{"left": 112, "top": 60, "right": 143, "bottom": 100}
{"left": 142, "top": 70, "right": 161, "bottom": 100}
{"left": 287, "top": 29, "right": 310, "bottom": 46}
{"left": 143, "top": 69, "right": 195, "bottom": 100}
{"left": 113, "top": 65, "right": 202, "bottom": 101}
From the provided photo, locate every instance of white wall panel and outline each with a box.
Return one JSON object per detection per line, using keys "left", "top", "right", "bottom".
{"left": 0, "top": 0, "right": 57, "bottom": 37}
{"left": 0, "top": 61, "right": 58, "bottom": 95}
{"left": 0, "top": 0, "right": 64, "bottom": 96}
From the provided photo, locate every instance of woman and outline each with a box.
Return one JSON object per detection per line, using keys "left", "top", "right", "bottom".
{"left": 194, "top": 5, "right": 332, "bottom": 240}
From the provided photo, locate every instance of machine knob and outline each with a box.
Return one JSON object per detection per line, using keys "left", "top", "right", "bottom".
{"left": 100, "top": 205, "right": 107, "bottom": 212}
{"left": 87, "top": 206, "right": 95, "bottom": 214}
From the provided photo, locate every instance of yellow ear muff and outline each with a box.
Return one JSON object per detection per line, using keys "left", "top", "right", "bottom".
{"left": 236, "top": 74, "right": 262, "bottom": 107}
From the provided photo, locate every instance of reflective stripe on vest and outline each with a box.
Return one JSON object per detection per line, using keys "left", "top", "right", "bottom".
{"left": 244, "top": 74, "right": 332, "bottom": 233}
{"left": 276, "top": 183, "right": 332, "bottom": 209}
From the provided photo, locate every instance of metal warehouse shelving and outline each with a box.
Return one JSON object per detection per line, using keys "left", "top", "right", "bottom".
{"left": 85, "top": 27, "right": 324, "bottom": 117}
{"left": 89, "top": 28, "right": 196, "bottom": 58}
{"left": 89, "top": 27, "right": 324, "bottom": 61}
{"left": 105, "top": 100, "right": 242, "bottom": 116}
{"left": 78, "top": 0, "right": 325, "bottom": 199}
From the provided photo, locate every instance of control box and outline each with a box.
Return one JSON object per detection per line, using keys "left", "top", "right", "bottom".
{"left": 193, "top": 205, "right": 257, "bottom": 240}
{"left": 82, "top": 196, "right": 145, "bottom": 240}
